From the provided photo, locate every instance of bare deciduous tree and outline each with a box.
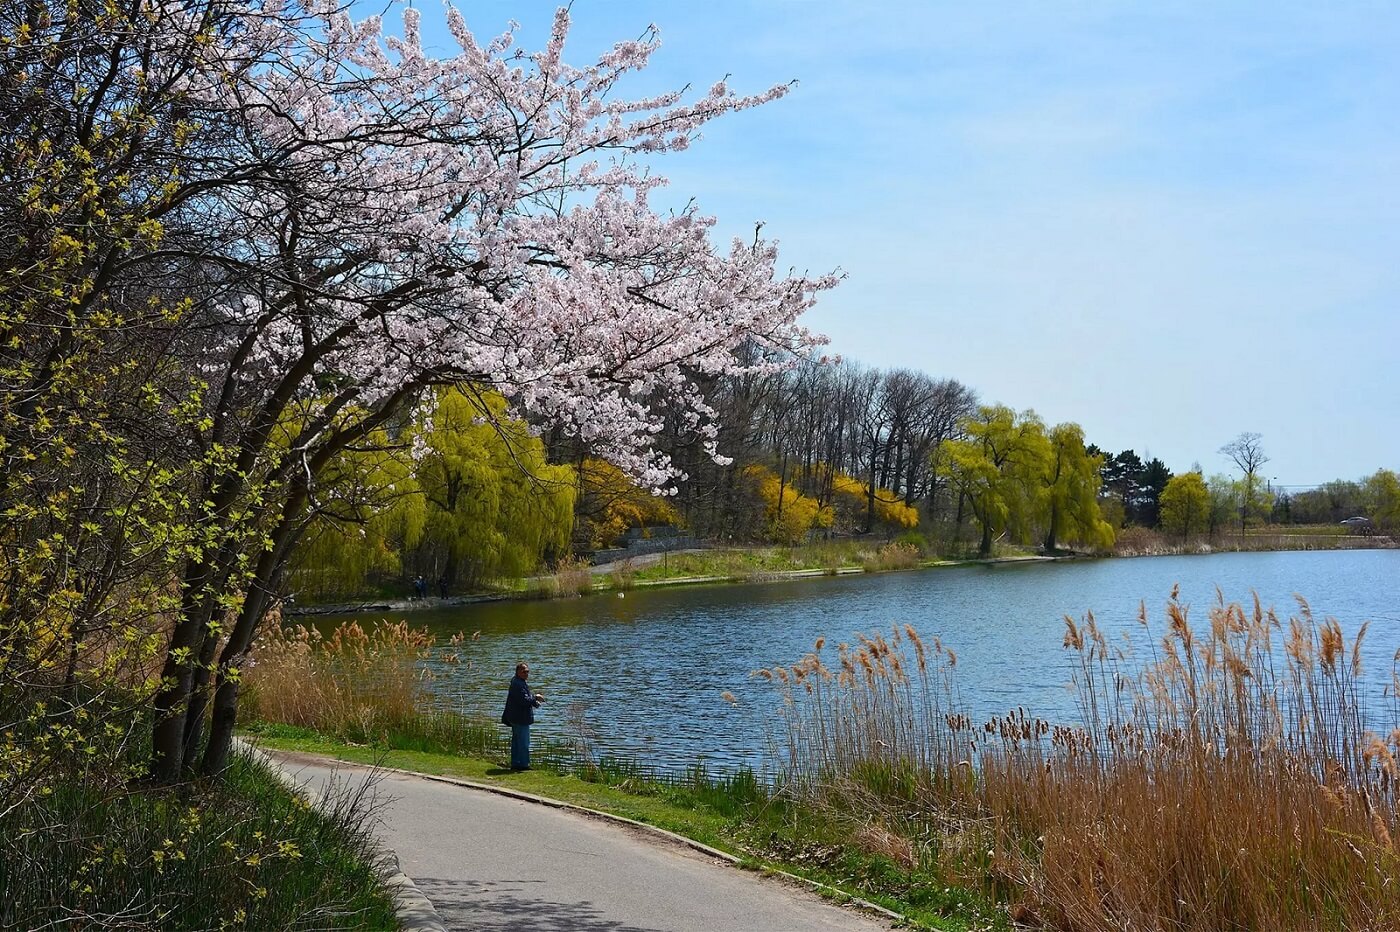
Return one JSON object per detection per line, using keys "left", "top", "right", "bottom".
{"left": 1220, "top": 432, "right": 1270, "bottom": 535}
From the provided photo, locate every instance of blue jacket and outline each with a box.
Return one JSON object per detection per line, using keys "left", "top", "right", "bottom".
{"left": 501, "top": 675, "right": 538, "bottom": 726}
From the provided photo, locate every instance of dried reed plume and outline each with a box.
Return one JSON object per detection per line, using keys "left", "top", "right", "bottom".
{"left": 762, "top": 592, "right": 1400, "bottom": 930}
{"left": 244, "top": 619, "right": 458, "bottom": 742}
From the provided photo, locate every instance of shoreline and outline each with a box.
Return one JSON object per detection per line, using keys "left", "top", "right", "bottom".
{"left": 288, "top": 551, "right": 1085, "bottom": 617}
{"left": 287, "top": 538, "right": 1395, "bottom": 618}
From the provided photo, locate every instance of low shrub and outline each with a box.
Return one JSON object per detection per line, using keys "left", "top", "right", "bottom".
{"left": 527, "top": 556, "right": 595, "bottom": 599}
{"left": 1112, "top": 525, "right": 1181, "bottom": 556}
{"left": 608, "top": 559, "right": 637, "bottom": 591}
{"left": 1, "top": 735, "right": 395, "bottom": 931}
{"left": 893, "top": 530, "right": 930, "bottom": 554}
{"left": 862, "top": 541, "right": 922, "bottom": 572}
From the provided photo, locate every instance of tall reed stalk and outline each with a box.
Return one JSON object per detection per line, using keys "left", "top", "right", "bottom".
{"left": 526, "top": 556, "right": 594, "bottom": 599}
{"left": 760, "top": 591, "right": 1400, "bottom": 930}
{"left": 244, "top": 615, "right": 443, "bottom": 742}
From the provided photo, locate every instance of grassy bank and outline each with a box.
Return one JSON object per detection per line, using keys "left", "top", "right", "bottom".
{"left": 289, "top": 527, "right": 1395, "bottom": 615}
{"left": 242, "top": 722, "right": 1005, "bottom": 931}
{"left": 623, "top": 530, "right": 1391, "bottom": 585}
{"left": 1113, "top": 524, "right": 1394, "bottom": 556}
{"left": 2, "top": 738, "right": 397, "bottom": 930}
{"left": 541, "top": 539, "right": 1051, "bottom": 591}
{"left": 288, "top": 540, "right": 1055, "bottom": 614}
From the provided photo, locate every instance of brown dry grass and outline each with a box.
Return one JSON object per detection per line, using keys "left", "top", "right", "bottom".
{"left": 529, "top": 556, "right": 595, "bottom": 599}
{"left": 242, "top": 616, "right": 444, "bottom": 739}
{"left": 861, "top": 541, "right": 922, "bottom": 572}
{"left": 761, "top": 593, "right": 1400, "bottom": 931}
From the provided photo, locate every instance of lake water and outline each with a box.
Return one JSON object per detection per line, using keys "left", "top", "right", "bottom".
{"left": 322, "top": 549, "right": 1400, "bottom": 773}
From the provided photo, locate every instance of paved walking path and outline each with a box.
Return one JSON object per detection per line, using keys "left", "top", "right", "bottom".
{"left": 268, "top": 751, "right": 892, "bottom": 932}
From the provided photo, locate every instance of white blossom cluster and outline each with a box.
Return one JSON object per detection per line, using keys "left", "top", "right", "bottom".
{"left": 171, "top": 1, "right": 837, "bottom": 487}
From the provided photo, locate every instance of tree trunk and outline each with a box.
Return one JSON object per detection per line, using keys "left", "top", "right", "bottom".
{"left": 150, "top": 558, "right": 220, "bottom": 782}
{"left": 776, "top": 453, "right": 787, "bottom": 521}
{"left": 198, "top": 381, "right": 421, "bottom": 777}
{"left": 181, "top": 633, "right": 223, "bottom": 773}
{"left": 202, "top": 503, "right": 304, "bottom": 775}
{"left": 200, "top": 580, "right": 277, "bottom": 776}
{"left": 866, "top": 437, "right": 878, "bottom": 533}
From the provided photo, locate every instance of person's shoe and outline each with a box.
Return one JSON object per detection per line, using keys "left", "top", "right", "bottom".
{"left": 510, "top": 765, "right": 531, "bottom": 771}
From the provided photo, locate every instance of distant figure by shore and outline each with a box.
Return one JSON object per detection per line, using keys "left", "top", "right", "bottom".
{"left": 501, "top": 662, "right": 543, "bottom": 770}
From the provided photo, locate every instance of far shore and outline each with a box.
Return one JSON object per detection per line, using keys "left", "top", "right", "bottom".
{"left": 286, "top": 537, "right": 1394, "bottom": 618}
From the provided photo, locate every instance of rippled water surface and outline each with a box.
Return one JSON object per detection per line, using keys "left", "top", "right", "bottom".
{"left": 319, "top": 549, "right": 1400, "bottom": 772}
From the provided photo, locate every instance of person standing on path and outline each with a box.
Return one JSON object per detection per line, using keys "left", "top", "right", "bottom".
{"left": 501, "top": 662, "right": 543, "bottom": 770}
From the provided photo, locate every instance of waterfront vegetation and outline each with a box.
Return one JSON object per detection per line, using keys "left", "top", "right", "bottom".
{"left": 286, "top": 516, "right": 1396, "bottom": 615}
{"left": 243, "top": 596, "right": 1400, "bottom": 931}
{"left": 294, "top": 529, "right": 1393, "bottom": 616}
{"left": 765, "top": 594, "right": 1400, "bottom": 930}
{"left": 1111, "top": 523, "right": 1389, "bottom": 556}
{"left": 613, "top": 539, "right": 948, "bottom": 585}
{"left": 1, "top": 719, "right": 397, "bottom": 930}
{"left": 611, "top": 527, "right": 1391, "bottom": 591}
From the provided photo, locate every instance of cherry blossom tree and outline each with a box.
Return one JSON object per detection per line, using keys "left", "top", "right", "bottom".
{"left": 109, "top": 0, "right": 839, "bottom": 779}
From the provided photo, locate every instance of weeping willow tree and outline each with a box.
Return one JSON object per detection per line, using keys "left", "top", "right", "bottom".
{"left": 1039, "top": 422, "right": 1115, "bottom": 552}
{"left": 288, "top": 390, "right": 575, "bottom": 601}
{"left": 287, "top": 441, "right": 425, "bottom": 602}
{"left": 415, "top": 391, "right": 575, "bottom": 587}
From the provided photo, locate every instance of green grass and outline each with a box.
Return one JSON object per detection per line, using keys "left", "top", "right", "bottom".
{"left": 625, "top": 540, "right": 969, "bottom": 583}
{"left": 244, "top": 724, "right": 1008, "bottom": 931}
{"left": 2, "top": 743, "right": 398, "bottom": 931}
{"left": 1245, "top": 523, "right": 1352, "bottom": 538}
{"left": 289, "top": 540, "right": 1067, "bottom": 607}
{"left": 628, "top": 546, "right": 844, "bottom": 582}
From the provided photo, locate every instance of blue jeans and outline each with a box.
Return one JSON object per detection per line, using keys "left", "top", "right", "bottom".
{"left": 510, "top": 724, "right": 530, "bottom": 769}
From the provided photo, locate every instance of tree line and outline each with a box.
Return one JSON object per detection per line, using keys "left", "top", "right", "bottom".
{"left": 552, "top": 369, "right": 1400, "bottom": 555}
{"left": 293, "top": 355, "right": 1400, "bottom": 593}
{"left": 550, "top": 356, "right": 1118, "bottom": 556}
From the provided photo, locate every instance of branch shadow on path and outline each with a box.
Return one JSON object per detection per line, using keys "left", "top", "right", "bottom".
{"left": 414, "top": 878, "right": 663, "bottom": 932}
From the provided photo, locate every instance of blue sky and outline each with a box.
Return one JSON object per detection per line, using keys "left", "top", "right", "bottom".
{"left": 412, "top": 2, "right": 1399, "bottom": 485}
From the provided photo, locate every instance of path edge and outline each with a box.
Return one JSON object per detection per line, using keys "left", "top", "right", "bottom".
{"left": 233, "top": 738, "right": 448, "bottom": 932}
{"left": 266, "top": 748, "right": 907, "bottom": 926}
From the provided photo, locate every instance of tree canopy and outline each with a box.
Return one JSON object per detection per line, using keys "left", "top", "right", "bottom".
{"left": 1, "top": 0, "right": 835, "bottom": 781}
{"left": 1159, "top": 472, "right": 1211, "bottom": 540}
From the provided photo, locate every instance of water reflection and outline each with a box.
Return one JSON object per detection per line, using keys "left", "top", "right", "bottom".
{"left": 316, "top": 549, "right": 1400, "bottom": 773}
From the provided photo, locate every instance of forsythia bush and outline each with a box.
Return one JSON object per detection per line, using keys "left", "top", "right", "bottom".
{"left": 744, "top": 464, "right": 834, "bottom": 543}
